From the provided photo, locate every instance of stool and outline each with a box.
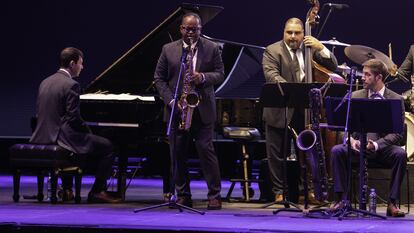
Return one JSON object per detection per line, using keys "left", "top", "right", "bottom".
{"left": 9, "top": 144, "right": 83, "bottom": 204}
{"left": 223, "top": 127, "right": 261, "bottom": 201}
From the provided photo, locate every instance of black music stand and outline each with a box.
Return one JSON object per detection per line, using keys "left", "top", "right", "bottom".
{"left": 325, "top": 97, "right": 403, "bottom": 220}
{"left": 260, "top": 83, "right": 347, "bottom": 214}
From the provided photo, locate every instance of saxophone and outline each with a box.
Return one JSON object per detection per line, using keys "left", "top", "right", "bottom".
{"left": 296, "top": 88, "right": 328, "bottom": 202}
{"left": 178, "top": 43, "right": 200, "bottom": 131}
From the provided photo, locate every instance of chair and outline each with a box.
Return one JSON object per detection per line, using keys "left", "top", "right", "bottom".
{"left": 9, "top": 144, "right": 83, "bottom": 204}
{"left": 352, "top": 124, "right": 410, "bottom": 213}
{"left": 222, "top": 127, "right": 262, "bottom": 202}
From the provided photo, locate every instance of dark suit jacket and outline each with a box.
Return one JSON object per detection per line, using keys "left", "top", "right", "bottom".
{"left": 154, "top": 37, "right": 225, "bottom": 124}
{"left": 262, "top": 40, "right": 338, "bottom": 128}
{"left": 351, "top": 88, "right": 405, "bottom": 151}
{"left": 30, "top": 70, "right": 92, "bottom": 154}
{"left": 398, "top": 44, "right": 414, "bottom": 79}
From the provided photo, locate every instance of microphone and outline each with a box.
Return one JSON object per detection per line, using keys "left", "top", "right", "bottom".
{"left": 181, "top": 46, "right": 190, "bottom": 63}
{"left": 326, "top": 3, "right": 350, "bottom": 10}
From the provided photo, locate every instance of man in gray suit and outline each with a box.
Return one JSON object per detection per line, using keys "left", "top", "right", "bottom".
{"left": 154, "top": 13, "right": 224, "bottom": 210}
{"left": 31, "top": 47, "right": 120, "bottom": 203}
{"left": 390, "top": 44, "right": 414, "bottom": 83}
{"left": 330, "top": 59, "right": 406, "bottom": 217}
{"left": 262, "top": 18, "right": 337, "bottom": 203}
{"left": 397, "top": 45, "right": 414, "bottom": 81}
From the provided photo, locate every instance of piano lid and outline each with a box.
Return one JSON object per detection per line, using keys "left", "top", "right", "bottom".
{"left": 210, "top": 35, "right": 266, "bottom": 100}
{"left": 84, "top": 3, "right": 223, "bottom": 95}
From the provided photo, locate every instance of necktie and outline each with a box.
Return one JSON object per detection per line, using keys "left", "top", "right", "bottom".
{"left": 182, "top": 46, "right": 196, "bottom": 93}
{"left": 367, "top": 91, "right": 383, "bottom": 141}
{"left": 185, "top": 46, "right": 196, "bottom": 74}
{"left": 291, "top": 49, "right": 300, "bottom": 82}
{"left": 370, "top": 92, "right": 384, "bottom": 99}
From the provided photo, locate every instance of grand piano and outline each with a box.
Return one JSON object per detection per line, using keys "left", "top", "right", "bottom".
{"left": 80, "top": 3, "right": 266, "bottom": 198}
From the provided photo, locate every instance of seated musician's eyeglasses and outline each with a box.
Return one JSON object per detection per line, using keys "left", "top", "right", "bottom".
{"left": 181, "top": 26, "right": 201, "bottom": 33}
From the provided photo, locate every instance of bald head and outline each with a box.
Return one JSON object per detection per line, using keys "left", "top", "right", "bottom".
{"left": 283, "top": 18, "right": 304, "bottom": 50}
{"left": 284, "top": 18, "right": 304, "bottom": 30}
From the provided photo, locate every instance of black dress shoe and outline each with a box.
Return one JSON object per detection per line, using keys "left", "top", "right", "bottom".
{"left": 386, "top": 203, "right": 405, "bottom": 217}
{"left": 163, "top": 193, "right": 172, "bottom": 203}
{"left": 207, "top": 198, "right": 222, "bottom": 210}
{"left": 58, "top": 189, "right": 74, "bottom": 202}
{"left": 87, "top": 191, "right": 122, "bottom": 204}
{"left": 176, "top": 196, "right": 193, "bottom": 208}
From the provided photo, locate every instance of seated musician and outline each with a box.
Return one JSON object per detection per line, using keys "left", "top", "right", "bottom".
{"left": 330, "top": 59, "right": 406, "bottom": 217}
{"left": 30, "top": 47, "right": 121, "bottom": 203}
{"left": 262, "top": 17, "right": 337, "bottom": 203}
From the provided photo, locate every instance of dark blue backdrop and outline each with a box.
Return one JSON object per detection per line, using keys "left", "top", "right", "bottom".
{"left": 2, "top": 0, "right": 413, "bottom": 136}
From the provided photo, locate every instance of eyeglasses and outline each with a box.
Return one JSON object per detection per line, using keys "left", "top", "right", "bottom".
{"left": 181, "top": 26, "right": 201, "bottom": 33}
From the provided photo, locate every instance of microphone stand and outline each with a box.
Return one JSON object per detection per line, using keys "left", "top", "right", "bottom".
{"left": 166, "top": 48, "right": 188, "bottom": 137}
{"left": 134, "top": 45, "right": 205, "bottom": 215}
{"left": 316, "top": 6, "right": 334, "bottom": 39}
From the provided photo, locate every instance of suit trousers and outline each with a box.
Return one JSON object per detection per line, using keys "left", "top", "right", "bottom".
{"left": 331, "top": 144, "right": 407, "bottom": 200}
{"left": 62, "top": 134, "right": 114, "bottom": 191}
{"left": 168, "top": 109, "right": 221, "bottom": 200}
{"left": 265, "top": 108, "right": 304, "bottom": 200}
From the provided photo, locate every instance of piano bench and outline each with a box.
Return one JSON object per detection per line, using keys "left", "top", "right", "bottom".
{"left": 9, "top": 144, "right": 83, "bottom": 204}
{"left": 222, "top": 127, "right": 262, "bottom": 202}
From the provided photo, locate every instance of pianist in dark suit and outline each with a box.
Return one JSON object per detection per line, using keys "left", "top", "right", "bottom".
{"left": 30, "top": 47, "right": 120, "bottom": 203}
{"left": 330, "top": 59, "right": 406, "bottom": 217}
{"left": 262, "top": 18, "right": 337, "bottom": 203}
{"left": 154, "top": 13, "right": 224, "bottom": 210}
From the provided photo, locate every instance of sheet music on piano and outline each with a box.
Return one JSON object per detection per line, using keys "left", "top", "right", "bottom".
{"left": 80, "top": 93, "right": 158, "bottom": 128}
{"left": 80, "top": 93, "right": 155, "bottom": 102}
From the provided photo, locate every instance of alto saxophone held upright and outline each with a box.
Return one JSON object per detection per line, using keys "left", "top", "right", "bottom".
{"left": 178, "top": 44, "right": 200, "bottom": 131}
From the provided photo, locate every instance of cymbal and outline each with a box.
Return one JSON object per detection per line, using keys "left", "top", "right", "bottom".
{"left": 336, "top": 64, "right": 363, "bottom": 76}
{"left": 344, "top": 45, "right": 395, "bottom": 69}
{"left": 320, "top": 39, "right": 350, "bottom": 47}
{"left": 337, "top": 64, "right": 351, "bottom": 71}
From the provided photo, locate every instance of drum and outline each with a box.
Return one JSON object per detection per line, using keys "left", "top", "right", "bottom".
{"left": 404, "top": 112, "right": 414, "bottom": 161}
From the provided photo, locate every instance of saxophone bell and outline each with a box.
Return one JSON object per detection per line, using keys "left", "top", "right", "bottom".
{"left": 185, "top": 91, "right": 200, "bottom": 107}
{"left": 296, "top": 129, "right": 317, "bottom": 151}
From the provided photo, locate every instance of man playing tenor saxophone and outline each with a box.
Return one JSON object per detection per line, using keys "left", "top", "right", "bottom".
{"left": 154, "top": 12, "right": 224, "bottom": 210}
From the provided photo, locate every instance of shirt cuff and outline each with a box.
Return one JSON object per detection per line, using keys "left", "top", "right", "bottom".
{"left": 319, "top": 46, "right": 331, "bottom": 58}
{"left": 200, "top": 73, "right": 206, "bottom": 84}
{"left": 373, "top": 141, "right": 379, "bottom": 151}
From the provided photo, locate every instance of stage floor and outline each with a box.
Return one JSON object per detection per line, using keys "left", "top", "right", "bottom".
{"left": 0, "top": 174, "right": 413, "bottom": 233}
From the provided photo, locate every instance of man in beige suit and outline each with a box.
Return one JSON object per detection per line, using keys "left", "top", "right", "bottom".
{"left": 262, "top": 17, "right": 337, "bottom": 202}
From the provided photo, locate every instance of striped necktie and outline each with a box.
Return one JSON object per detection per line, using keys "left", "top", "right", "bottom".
{"left": 370, "top": 92, "right": 384, "bottom": 99}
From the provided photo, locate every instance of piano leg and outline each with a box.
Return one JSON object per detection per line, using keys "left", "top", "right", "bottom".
{"left": 117, "top": 154, "right": 128, "bottom": 201}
